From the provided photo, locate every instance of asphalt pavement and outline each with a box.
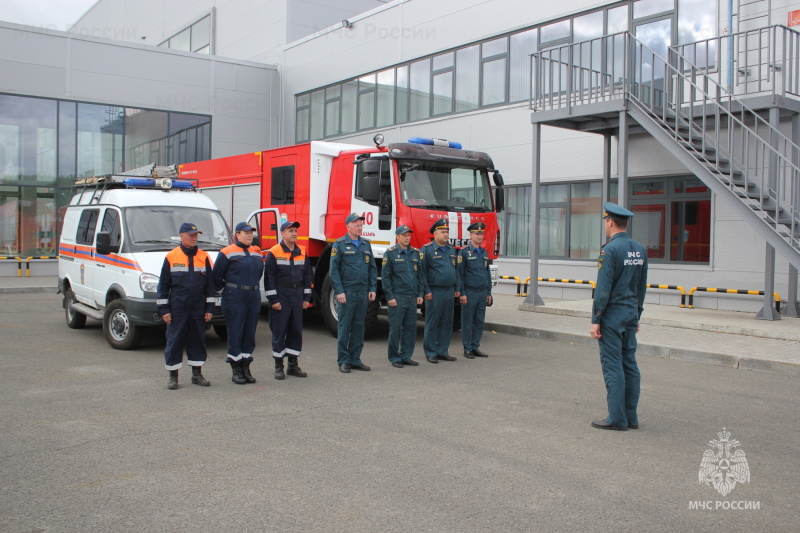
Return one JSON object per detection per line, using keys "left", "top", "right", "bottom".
{"left": 1, "top": 291, "right": 799, "bottom": 532}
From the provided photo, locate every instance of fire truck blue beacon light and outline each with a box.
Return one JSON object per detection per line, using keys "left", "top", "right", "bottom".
{"left": 407, "top": 137, "right": 463, "bottom": 149}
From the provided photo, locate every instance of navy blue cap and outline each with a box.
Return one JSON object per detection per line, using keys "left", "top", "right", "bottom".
{"left": 395, "top": 224, "right": 413, "bottom": 235}
{"left": 179, "top": 222, "right": 202, "bottom": 234}
{"left": 467, "top": 221, "right": 486, "bottom": 233}
{"left": 603, "top": 202, "right": 634, "bottom": 219}
{"left": 234, "top": 222, "right": 254, "bottom": 232}
{"left": 280, "top": 221, "right": 300, "bottom": 232}
{"left": 345, "top": 213, "right": 365, "bottom": 224}
{"left": 430, "top": 219, "right": 449, "bottom": 234}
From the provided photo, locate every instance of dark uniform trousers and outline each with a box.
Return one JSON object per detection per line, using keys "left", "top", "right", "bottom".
{"left": 330, "top": 236, "right": 377, "bottom": 366}
{"left": 157, "top": 246, "right": 215, "bottom": 370}
{"left": 382, "top": 246, "right": 423, "bottom": 363}
{"left": 265, "top": 242, "right": 313, "bottom": 359}
{"left": 593, "top": 231, "right": 647, "bottom": 427}
{"left": 421, "top": 243, "right": 458, "bottom": 358}
{"left": 214, "top": 242, "right": 263, "bottom": 362}
{"left": 458, "top": 244, "right": 492, "bottom": 352}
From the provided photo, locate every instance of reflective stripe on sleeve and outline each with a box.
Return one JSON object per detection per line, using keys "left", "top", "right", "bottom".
{"left": 206, "top": 297, "right": 216, "bottom": 303}
{"left": 266, "top": 290, "right": 277, "bottom": 296}
{"left": 157, "top": 299, "right": 169, "bottom": 305}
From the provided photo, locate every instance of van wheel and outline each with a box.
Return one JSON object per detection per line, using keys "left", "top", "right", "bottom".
{"left": 65, "top": 288, "right": 87, "bottom": 329}
{"left": 213, "top": 325, "right": 228, "bottom": 340}
{"left": 320, "top": 276, "right": 338, "bottom": 337}
{"left": 104, "top": 299, "right": 145, "bottom": 350}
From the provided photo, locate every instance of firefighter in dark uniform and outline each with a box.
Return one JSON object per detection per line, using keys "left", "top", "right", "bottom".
{"left": 590, "top": 202, "right": 648, "bottom": 431}
{"left": 264, "top": 221, "right": 313, "bottom": 380}
{"left": 213, "top": 221, "right": 263, "bottom": 385}
{"left": 421, "top": 218, "right": 460, "bottom": 363}
{"left": 457, "top": 221, "right": 493, "bottom": 359}
{"left": 330, "top": 213, "right": 377, "bottom": 373}
{"left": 157, "top": 222, "right": 216, "bottom": 390}
{"left": 382, "top": 224, "right": 424, "bottom": 368}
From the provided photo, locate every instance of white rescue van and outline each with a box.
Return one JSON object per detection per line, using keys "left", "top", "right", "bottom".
{"left": 58, "top": 166, "right": 232, "bottom": 350}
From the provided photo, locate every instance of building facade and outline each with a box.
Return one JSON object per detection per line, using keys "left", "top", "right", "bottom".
{"left": 12, "top": 0, "right": 800, "bottom": 312}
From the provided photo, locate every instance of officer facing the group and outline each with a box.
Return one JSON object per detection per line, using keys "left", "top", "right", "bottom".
{"left": 590, "top": 202, "right": 648, "bottom": 431}
{"left": 457, "top": 221, "right": 493, "bottom": 359}
{"left": 330, "top": 213, "right": 377, "bottom": 373}
{"left": 382, "top": 225, "right": 424, "bottom": 368}
{"left": 213, "top": 221, "right": 263, "bottom": 385}
{"left": 157, "top": 222, "right": 216, "bottom": 390}
{"left": 264, "top": 221, "right": 313, "bottom": 380}
{"left": 421, "top": 218, "right": 459, "bottom": 363}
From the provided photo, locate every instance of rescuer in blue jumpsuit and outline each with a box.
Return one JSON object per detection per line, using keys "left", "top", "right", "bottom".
{"left": 382, "top": 224, "right": 424, "bottom": 368}
{"left": 264, "top": 221, "right": 313, "bottom": 380}
{"left": 213, "top": 221, "right": 264, "bottom": 385}
{"left": 157, "top": 222, "right": 216, "bottom": 390}
{"left": 330, "top": 213, "right": 377, "bottom": 373}
{"left": 421, "top": 218, "right": 460, "bottom": 363}
{"left": 457, "top": 221, "right": 493, "bottom": 359}
{"left": 590, "top": 202, "right": 648, "bottom": 431}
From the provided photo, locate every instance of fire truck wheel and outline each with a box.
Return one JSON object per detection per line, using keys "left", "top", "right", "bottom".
{"left": 213, "top": 325, "right": 228, "bottom": 340}
{"left": 364, "top": 300, "right": 380, "bottom": 337}
{"left": 65, "top": 287, "right": 87, "bottom": 329}
{"left": 320, "top": 276, "right": 339, "bottom": 337}
{"left": 103, "top": 299, "right": 145, "bottom": 350}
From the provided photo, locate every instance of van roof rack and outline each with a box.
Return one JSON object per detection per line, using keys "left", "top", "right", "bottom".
{"left": 71, "top": 164, "right": 194, "bottom": 205}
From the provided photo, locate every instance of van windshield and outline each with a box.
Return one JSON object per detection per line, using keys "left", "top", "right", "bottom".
{"left": 125, "top": 207, "right": 231, "bottom": 252}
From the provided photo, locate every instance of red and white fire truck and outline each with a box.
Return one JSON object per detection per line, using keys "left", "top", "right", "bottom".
{"left": 180, "top": 135, "right": 505, "bottom": 335}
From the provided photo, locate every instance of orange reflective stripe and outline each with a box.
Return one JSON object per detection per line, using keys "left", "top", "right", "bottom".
{"left": 166, "top": 247, "right": 209, "bottom": 271}
{"left": 269, "top": 243, "right": 306, "bottom": 263}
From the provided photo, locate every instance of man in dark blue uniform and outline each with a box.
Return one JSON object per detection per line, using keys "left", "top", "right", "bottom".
{"left": 330, "top": 213, "right": 377, "bottom": 373}
{"left": 157, "top": 222, "right": 216, "bottom": 390}
{"left": 382, "top": 224, "right": 424, "bottom": 368}
{"left": 590, "top": 202, "right": 648, "bottom": 431}
{"left": 421, "top": 218, "right": 460, "bottom": 363}
{"left": 264, "top": 221, "right": 313, "bottom": 380}
{"left": 213, "top": 221, "right": 263, "bottom": 385}
{"left": 457, "top": 221, "right": 493, "bottom": 359}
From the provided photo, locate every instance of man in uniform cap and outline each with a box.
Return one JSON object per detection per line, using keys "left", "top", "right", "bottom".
{"left": 157, "top": 222, "right": 216, "bottom": 389}
{"left": 213, "top": 221, "right": 264, "bottom": 384}
{"left": 590, "top": 202, "right": 648, "bottom": 431}
{"left": 382, "top": 224, "right": 424, "bottom": 368}
{"left": 264, "top": 221, "right": 313, "bottom": 379}
{"left": 330, "top": 213, "right": 377, "bottom": 373}
{"left": 420, "top": 218, "right": 460, "bottom": 363}
{"left": 457, "top": 221, "right": 493, "bottom": 359}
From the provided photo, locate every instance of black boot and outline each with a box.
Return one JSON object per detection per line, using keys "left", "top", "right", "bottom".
{"left": 230, "top": 360, "right": 247, "bottom": 385}
{"left": 191, "top": 366, "right": 210, "bottom": 386}
{"left": 167, "top": 370, "right": 178, "bottom": 390}
{"left": 287, "top": 356, "right": 307, "bottom": 377}
{"left": 274, "top": 357, "right": 285, "bottom": 380}
{"left": 242, "top": 359, "right": 256, "bottom": 383}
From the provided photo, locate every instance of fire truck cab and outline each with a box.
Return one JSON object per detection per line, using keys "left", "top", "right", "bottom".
{"left": 183, "top": 135, "right": 504, "bottom": 335}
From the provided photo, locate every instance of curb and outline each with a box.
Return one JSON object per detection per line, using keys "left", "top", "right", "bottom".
{"left": 484, "top": 321, "right": 800, "bottom": 377}
{"left": 0, "top": 287, "right": 57, "bottom": 294}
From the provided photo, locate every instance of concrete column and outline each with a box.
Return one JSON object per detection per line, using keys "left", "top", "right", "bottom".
{"left": 524, "top": 123, "right": 544, "bottom": 306}
{"left": 784, "top": 112, "right": 800, "bottom": 317}
{"left": 617, "top": 110, "right": 628, "bottom": 208}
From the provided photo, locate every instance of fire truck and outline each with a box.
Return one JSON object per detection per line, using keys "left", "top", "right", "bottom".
{"left": 180, "top": 135, "right": 504, "bottom": 335}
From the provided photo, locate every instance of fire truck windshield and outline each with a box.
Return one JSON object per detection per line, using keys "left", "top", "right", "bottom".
{"left": 398, "top": 160, "right": 492, "bottom": 212}
{"left": 125, "top": 207, "right": 231, "bottom": 252}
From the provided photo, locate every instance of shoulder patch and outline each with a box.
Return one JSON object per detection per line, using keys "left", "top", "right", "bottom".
{"left": 331, "top": 247, "right": 338, "bottom": 257}
{"left": 382, "top": 256, "right": 388, "bottom": 265}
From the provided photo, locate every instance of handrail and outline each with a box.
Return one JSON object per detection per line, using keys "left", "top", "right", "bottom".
{"left": 688, "top": 287, "right": 781, "bottom": 312}
{"left": 522, "top": 277, "right": 596, "bottom": 298}
{"left": 497, "top": 275, "right": 523, "bottom": 296}
{"left": 646, "top": 284, "right": 687, "bottom": 308}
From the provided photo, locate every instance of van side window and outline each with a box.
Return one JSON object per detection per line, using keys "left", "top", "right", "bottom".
{"left": 76, "top": 209, "right": 100, "bottom": 245}
{"left": 271, "top": 166, "right": 295, "bottom": 204}
{"left": 100, "top": 209, "right": 122, "bottom": 248}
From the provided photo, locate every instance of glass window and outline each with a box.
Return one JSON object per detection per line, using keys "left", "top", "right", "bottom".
{"left": 341, "top": 81, "right": 358, "bottom": 134}
{"left": 569, "top": 182, "right": 602, "bottom": 258}
{"left": 77, "top": 104, "right": 123, "bottom": 178}
{"left": 170, "top": 28, "right": 191, "bottom": 51}
{"left": 395, "top": 65, "right": 409, "bottom": 123}
{"left": 358, "top": 74, "right": 376, "bottom": 130}
{"left": 58, "top": 101, "right": 77, "bottom": 188}
{"left": 309, "top": 89, "right": 324, "bottom": 140}
{"left": 325, "top": 86, "right": 341, "bottom": 137}
{"left": 501, "top": 185, "right": 531, "bottom": 257}
{"left": 482, "top": 58, "right": 507, "bottom": 105}
{"left": 191, "top": 16, "right": 211, "bottom": 52}
{"left": 125, "top": 109, "right": 168, "bottom": 169}
{"left": 540, "top": 206, "right": 567, "bottom": 256}
{"left": 607, "top": 5, "right": 629, "bottom": 33}
{"left": 634, "top": 0, "right": 674, "bottom": 18}
{"left": 409, "top": 59, "right": 431, "bottom": 122}
{"left": 376, "top": 69, "right": 395, "bottom": 127}
{"left": 76, "top": 208, "right": 100, "bottom": 245}
{"left": 509, "top": 29, "right": 538, "bottom": 102}
{"left": 541, "top": 183, "right": 569, "bottom": 203}
{"left": 271, "top": 165, "right": 295, "bottom": 204}
{"left": 455, "top": 45, "right": 479, "bottom": 112}
{"left": 482, "top": 38, "right": 507, "bottom": 58}
{"left": 631, "top": 203, "right": 666, "bottom": 259}
{"left": 433, "top": 52, "right": 454, "bottom": 70}
{"left": 540, "top": 19, "right": 570, "bottom": 43}
{"left": 573, "top": 11, "right": 604, "bottom": 43}
{"left": 677, "top": 0, "right": 716, "bottom": 68}
{"left": 0, "top": 95, "right": 57, "bottom": 185}
{"left": 295, "top": 107, "right": 309, "bottom": 143}
{"left": 432, "top": 71, "right": 453, "bottom": 115}
{"left": 100, "top": 208, "right": 122, "bottom": 249}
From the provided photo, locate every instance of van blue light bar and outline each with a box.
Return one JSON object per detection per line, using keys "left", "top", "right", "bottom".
{"left": 408, "top": 137, "right": 462, "bottom": 149}
{"left": 171, "top": 180, "right": 194, "bottom": 189}
{"left": 123, "top": 178, "right": 156, "bottom": 187}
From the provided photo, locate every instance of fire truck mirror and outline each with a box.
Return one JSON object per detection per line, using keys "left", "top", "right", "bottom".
{"left": 493, "top": 171, "right": 504, "bottom": 187}
{"left": 361, "top": 176, "right": 380, "bottom": 204}
{"left": 495, "top": 188, "right": 505, "bottom": 212}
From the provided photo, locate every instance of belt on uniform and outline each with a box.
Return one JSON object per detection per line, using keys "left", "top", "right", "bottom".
{"left": 278, "top": 283, "right": 301, "bottom": 289}
{"left": 226, "top": 282, "right": 260, "bottom": 291}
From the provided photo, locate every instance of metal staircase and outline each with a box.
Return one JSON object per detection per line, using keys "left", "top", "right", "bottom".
{"left": 530, "top": 27, "right": 800, "bottom": 270}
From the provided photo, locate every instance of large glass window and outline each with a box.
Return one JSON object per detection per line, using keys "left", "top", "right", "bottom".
{"left": 77, "top": 103, "right": 124, "bottom": 178}
{"left": 501, "top": 185, "right": 531, "bottom": 257}
{"left": 160, "top": 14, "right": 212, "bottom": 54}
{"left": 376, "top": 69, "right": 395, "bottom": 127}
{"left": 455, "top": 45, "right": 480, "bottom": 112}
{"left": 677, "top": 0, "right": 716, "bottom": 68}
{"left": 358, "top": 74, "right": 376, "bottom": 130}
{"left": 409, "top": 59, "right": 431, "bottom": 122}
{"left": 509, "top": 29, "right": 538, "bottom": 102}
{"left": 432, "top": 52, "right": 454, "bottom": 115}
{"left": 481, "top": 38, "right": 507, "bottom": 106}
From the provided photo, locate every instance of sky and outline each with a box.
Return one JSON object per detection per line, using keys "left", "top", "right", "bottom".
{"left": 3, "top": 0, "right": 98, "bottom": 31}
